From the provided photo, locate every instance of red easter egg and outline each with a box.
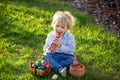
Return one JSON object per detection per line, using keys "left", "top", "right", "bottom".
{"left": 42, "top": 63, "right": 47, "bottom": 69}
{"left": 46, "top": 64, "right": 49, "bottom": 68}
{"left": 76, "top": 65, "right": 81, "bottom": 69}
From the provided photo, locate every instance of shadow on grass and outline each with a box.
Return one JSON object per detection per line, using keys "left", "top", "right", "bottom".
{"left": 0, "top": 0, "right": 92, "bottom": 51}
{"left": 0, "top": 23, "right": 46, "bottom": 50}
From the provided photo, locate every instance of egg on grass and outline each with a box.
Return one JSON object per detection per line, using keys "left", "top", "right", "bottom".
{"left": 51, "top": 74, "right": 58, "bottom": 80}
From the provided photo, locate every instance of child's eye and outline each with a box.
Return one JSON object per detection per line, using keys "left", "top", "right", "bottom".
{"left": 56, "top": 25, "right": 59, "bottom": 27}
{"left": 62, "top": 26, "right": 64, "bottom": 28}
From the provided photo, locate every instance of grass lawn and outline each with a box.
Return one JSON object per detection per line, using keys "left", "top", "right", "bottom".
{"left": 0, "top": 0, "right": 120, "bottom": 80}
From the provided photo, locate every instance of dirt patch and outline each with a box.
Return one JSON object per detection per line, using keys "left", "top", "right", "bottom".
{"left": 65, "top": 0, "right": 120, "bottom": 38}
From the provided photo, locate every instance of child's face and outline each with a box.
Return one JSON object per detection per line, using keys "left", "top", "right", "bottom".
{"left": 54, "top": 21, "right": 68, "bottom": 37}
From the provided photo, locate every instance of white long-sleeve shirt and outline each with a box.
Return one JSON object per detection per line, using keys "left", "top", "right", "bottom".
{"left": 43, "top": 31, "right": 75, "bottom": 55}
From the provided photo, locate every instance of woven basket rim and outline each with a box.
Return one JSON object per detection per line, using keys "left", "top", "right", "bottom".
{"left": 70, "top": 64, "right": 85, "bottom": 70}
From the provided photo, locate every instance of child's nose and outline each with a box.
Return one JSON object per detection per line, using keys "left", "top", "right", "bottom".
{"left": 57, "top": 27, "right": 62, "bottom": 31}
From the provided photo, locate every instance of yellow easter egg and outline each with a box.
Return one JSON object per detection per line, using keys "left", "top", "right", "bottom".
{"left": 51, "top": 74, "right": 58, "bottom": 80}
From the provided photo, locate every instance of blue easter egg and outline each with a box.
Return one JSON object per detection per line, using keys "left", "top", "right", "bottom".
{"left": 38, "top": 66, "right": 45, "bottom": 70}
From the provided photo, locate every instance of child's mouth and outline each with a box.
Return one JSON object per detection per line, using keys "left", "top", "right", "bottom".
{"left": 56, "top": 31, "right": 61, "bottom": 34}
{"left": 56, "top": 32, "right": 62, "bottom": 38}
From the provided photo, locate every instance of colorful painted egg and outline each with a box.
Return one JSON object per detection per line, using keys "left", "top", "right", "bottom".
{"left": 42, "top": 63, "right": 47, "bottom": 69}
{"left": 35, "top": 60, "right": 41, "bottom": 67}
{"left": 52, "top": 74, "right": 58, "bottom": 80}
{"left": 32, "top": 64, "right": 37, "bottom": 68}
{"left": 38, "top": 66, "right": 45, "bottom": 70}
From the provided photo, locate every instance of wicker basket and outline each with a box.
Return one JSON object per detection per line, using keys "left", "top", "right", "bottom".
{"left": 29, "top": 54, "right": 51, "bottom": 76}
{"left": 69, "top": 64, "right": 85, "bottom": 77}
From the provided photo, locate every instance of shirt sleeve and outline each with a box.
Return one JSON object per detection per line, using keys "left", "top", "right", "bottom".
{"left": 43, "top": 32, "right": 53, "bottom": 52}
{"left": 58, "top": 34, "right": 75, "bottom": 55}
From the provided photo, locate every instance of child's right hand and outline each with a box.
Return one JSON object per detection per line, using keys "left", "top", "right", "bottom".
{"left": 48, "top": 37, "right": 61, "bottom": 53}
{"left": 48, "top": 43, "right": 57, "bottom": 53}
{"left": 52, "top": 38, "right": 62, "bottom": 48}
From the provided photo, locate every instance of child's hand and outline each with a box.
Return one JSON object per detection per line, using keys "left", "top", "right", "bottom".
{"left": 48, "top": 38, "right": 61, "bottom": 53}
{"left": 52, "top": 38, "right": 62, "bottom": 48}
{"left": 48, "top": 43, "right": 57, "bottom": 53}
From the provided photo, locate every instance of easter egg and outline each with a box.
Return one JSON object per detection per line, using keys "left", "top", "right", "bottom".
{"left": 42, "top": 63, "right": 47, "bottom": 69}
{"left": 52, "top": 74, "right": 58, "bottom": 80}
{"left": 76, "top": 65, "right": 82, "bottom": 69}
{"left": 38, "top": 66, "right": 45, "bottom": 70}
{"left": 32, "top": 64, "right": 37, "bottom": 68}
{"left": 35, "top": 60, "right": 41, "bottom": 67}
{"left": 46, "top": 64, "right": 49, "bottom": 68}
{"left": 41, "top": 60, "right": 44, "bottom": 63}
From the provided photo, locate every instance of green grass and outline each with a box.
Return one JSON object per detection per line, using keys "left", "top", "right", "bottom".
{"left": 0, "top": 0, "right": 120, "bottom": 80}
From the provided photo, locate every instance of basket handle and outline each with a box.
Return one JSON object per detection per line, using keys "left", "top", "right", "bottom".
{"left": 74, "top": 56, "right": 80, "bottom": 64}
{"left": 30, "top": 53, "right": 50, "bottom": 65}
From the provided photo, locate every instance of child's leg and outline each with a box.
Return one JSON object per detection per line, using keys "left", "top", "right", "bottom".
{"left": 59, "top": 53, "right": 74, "bottom": 68}
{"left": 51, "top": 53, "right": 74, "bottom": 67}
{"left": 45, "top": 52, "right": 62, "bottom": 71}
{"left": 53, "top": 53, "right": 74, "bottom": 77}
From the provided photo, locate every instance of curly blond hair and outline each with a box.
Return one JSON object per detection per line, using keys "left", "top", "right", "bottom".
{"left": 52, "top": 11, "right": 75, "bottom": 30}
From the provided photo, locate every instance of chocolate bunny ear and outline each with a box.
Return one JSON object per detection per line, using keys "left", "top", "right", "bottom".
{"left": 56, "top": 32, "right": 61, "bottom": 38}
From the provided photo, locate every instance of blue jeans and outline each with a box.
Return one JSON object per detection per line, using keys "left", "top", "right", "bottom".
{"left": 43, "top": 52, "right": 74, "bottom": 72}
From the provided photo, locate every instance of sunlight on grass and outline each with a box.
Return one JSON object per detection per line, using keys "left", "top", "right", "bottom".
{"left": 17, "top": 73, "right": 33, "bottom": 80}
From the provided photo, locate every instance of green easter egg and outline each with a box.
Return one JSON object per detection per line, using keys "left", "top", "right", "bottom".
{"left": 35, "top": 60, "right": 41, "bottom": 67}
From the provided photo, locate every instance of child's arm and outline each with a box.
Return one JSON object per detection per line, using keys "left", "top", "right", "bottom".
{"left": 43, "top": 33, "right": 53, "bottom": 52}
{"left": 47, "top": 32, "right": 61, "bottom": 53}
